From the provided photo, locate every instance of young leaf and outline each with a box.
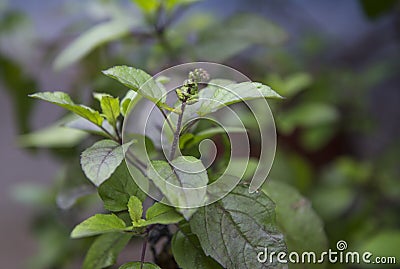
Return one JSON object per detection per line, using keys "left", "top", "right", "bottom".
{"left": 147, "top": 156, "right": 208, "bottom": 219}
{"left": 127, "top": 196, "right": 143, "bottom": 224}
{"left": 71, "top": 214, "right": 126, "bottom": 238}
{"left": 120, "top": 90, "right": 141, "bottom": 116}
{"left": 29, "top": 92, "right": 104, "bottom": 126}
{"left": 262, "top": 181, "right": 328, "bottom": 269}
{"left": 103, "top": 66, "right": 174, "bottom": 111}
{"left": 144, "top": 202, "right": 183, "bottom": 225}
{"left": 131, "top": 0, "right": 159, "bottom": 14}
{"left": 119, "top": 262, "right": 161, "bottom": 269}
{"left": 98, "top": 163, "right": 146, "bottom": 211}
{"left": 94, "top": 93, "right": 120, "bottom": 127}
{"left": 83, "top": 232, "right": 132, "bottom": 269}
{"left": 81, "top": 140, "right": 132, "bottom": 186}
{"left": 54, "top": 19, "right": 135, "bottom": 70}
{"left": 172, "top": 223, "right": 224, "bottom": 269}
{"left": 126, "top": 202, "right": 183, "bottom": 228}
{"left": 190, "top": 185, "right": 287, "bottom": 269}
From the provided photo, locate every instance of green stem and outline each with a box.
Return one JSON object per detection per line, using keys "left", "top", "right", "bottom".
{"left": 169, "top": 102, "right": 186, "bottom": 160}
{"left": 160, "top": 108, "right": 175, "bottom": 133}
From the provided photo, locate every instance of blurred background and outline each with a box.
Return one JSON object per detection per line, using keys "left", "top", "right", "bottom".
{"left": 0, "top": 0, "right": 399, "bottom": 268}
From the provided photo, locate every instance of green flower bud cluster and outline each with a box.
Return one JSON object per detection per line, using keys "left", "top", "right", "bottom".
{"left": 176, "top": 68, "right": 209, "bottom": 105}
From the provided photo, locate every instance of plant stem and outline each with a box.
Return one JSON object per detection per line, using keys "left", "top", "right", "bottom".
{"left": 140, "top": 238, "right": 147, "bottom": 269}
{"left": 99, "top": 125, "right": 119, "bottom": 143}
{"left": 169, "top": 102, "right": 186, "bottom": 160}
{"left": 160, "top": 108, "right": 175, "bottom": 133}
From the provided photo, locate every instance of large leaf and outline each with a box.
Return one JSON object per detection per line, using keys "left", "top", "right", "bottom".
{"left": 262, "top": 181, "right": 328, "bottom": 269}
{"left": 71, "top": 214, "right": 126, "bottom": 238}
{"left": 94, "top": 93, "right": 120, "bottom": 127}
{"left": 103, "top": 66, "right": 172, "bottom": 110}
{"left": 119, "top": 262, "right": 161, "bottom": 269}
{"left": 356, "top": 230, "right": 400, "bottom": 267}
{"left": 194, "top": 14, "right": 288, "bottom": 62}
{"left": 29, "top": 92, "right": 104, "bottom": 126}
{"left": 147, "top": 156, "right": 208, "bottom": 219}
{"left": 83, "top": 232, "right": 132, "bottom": 269}
{"left": 172, "top": 223, "right": 223, "bottom": 269}
{"left": 81, "top": 140, "right": 131, "bottom": 186}
{"left": 54, "top": 19, "right": 135, "bottom": 70}
{"left": 177, "top": 79, "right": 282, "bottom": 126}
{"left": 190, "top": 185, "right": 287, "bottom": 269}
{"left": 198, "top": 81, "right": 282, "bottom": 116}
{"left": 98, "top": 163, "right": 146, "bottom": 211}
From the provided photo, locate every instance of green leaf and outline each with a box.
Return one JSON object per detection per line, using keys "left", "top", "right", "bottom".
{"left": 147, "top": 156, "right": 208, "bottom": 219}
{"left": 81, "top": 140, "right": 132, "bottom": 186}
{"left": 356, "top": 230, "right": 400, "bottom": 264}
{"left": 103, "top": 66, "right": 172, "bottom": 110}
{"left": 262, "top": 181, "right": 328, "bottom": 269}
{"left": 172, "top": 223, "right": 223, "bottom": 269}
{"left": 18, "top": 115, "right": 87, "bottom": 148}
{"left": 184, "top": 126, "right": 247, "bottom": 149}
{"left": 54, "top": 19, "right": 135, "bottom": 70}
{"left": 98, "top": 163, "right": 146, "bottom": 211}
{"left": 144, "top": 202, "right": 183, "bottom": 225}
{"left": 83, "top": 232, "right": 132, "bottom": 269}
{"left": 128, "top": 202, "right": 183, "bottom": 228}
{"left": 277, "top": 103, "right": 338, "bottom": 134}
{"left": 198, "top": 81, "right": 282, "bottom": 116}
{"left": 194, "top": 14, "right": 288, "bottom": 62}
{"left": 63, "top": 116, "right": 113, "bottom": 138}
{"left": 190, "top": 185, "right": 287, "bottom": 268}
{"left": 120, "top": 90, "right": 141, "bottom": 116}
{"left": 29, "top": 91, "right": 104, "bottom": 126}
{"left": 94, "top": 93, "right": 120, "bottom": 127}
{"left": 127, "top": 196, "right": 143, "bottom": 224}
{"left": 131, "top": 0, "right": 159, "bottom": 14}
{"left": 71, "top": 214, "right": 126, "bottom": 238}
{"left": 119, "top": 262, "right": 161, "bottom": 269}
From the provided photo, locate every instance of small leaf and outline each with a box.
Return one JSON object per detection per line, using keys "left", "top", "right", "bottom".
{"left": 83, "top": 233, "right": 132, "bottom": 269}
{"left": 94, "top": 93, "right": 120, "bottom": 127}
{"left": 119, "top": 262, "right": 161, "bottom": 269}
{"left": 120, "top": 90, "right": 141, "bottom": 116}
{"left": 127, "top": 196, "right": 143, "bottom": 224}
{"left": 71, "top": 214, "right": 126, "bottom": 238}
{"left": 147, "top": 156, "right": 208, "bottom": 219}
{"left": 144, "top": 202, "right": 183, "bottom": 225}
{"left": 29, "top": 91, "right": 104, "bottom": 126}
{"left": 131, "top": 0, "right": 159, "bottom": 14}
{"left": 81, "top": 140, "right": 132, "bottom": 186}
{"left": 172, "top": 223, "right": 223, "bottom": 269}
{"left": 103, "top": 66, "right": 173, "bottom": 110}
{"left": 190, "top": 185, "right": 287, "bottom": 268}
{"left": 98, "top": 163, "right": 146, "bottom": 211}
{"left": 54, "top": 19, "right": 135, "bottom": 70}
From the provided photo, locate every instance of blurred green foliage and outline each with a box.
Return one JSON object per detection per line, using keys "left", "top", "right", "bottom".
{"left": 2, "top": 0, "right": 399, "bottom": 268}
